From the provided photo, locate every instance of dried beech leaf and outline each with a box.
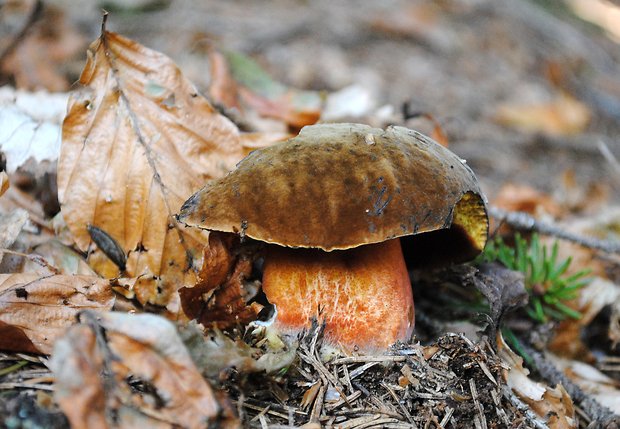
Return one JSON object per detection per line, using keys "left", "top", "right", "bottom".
{"left": 0, "top": 87, "right": 67, "bottom": 174}
{"left": 0, "top": 5, "right": 85, "bottom": 91}
{"left": 216, "top": 50, "right": 322, "bottom": 129}
{"left": 549, "top": 355, "right": 620, "bottom": 414}
{"left": 0, "top": 171, "right": 9, "bottom": 196}
{"left": 23, "top": 240, "right": 97, "bottom": 276}
{"left": 0, "top": 208, "right": 29, "bottom": 249}
{"left": 498, "top": 333, "right": 577, "bottom": 429}
{"left": 51, "top": 311, "right": 239, "bottom": 429}
{"left": 0, "top": 274, "right": 114, "bottom": 354}
{"left": 58, "top": 30, "right": 280, "bottom": 306}
{"left": 494, "top": 92, "right": 591, "bottom": 136}
{"left": 179, "top": 233, "right": 261, "bottom": 328}
{"left": 493, "top": 183, "right": 563, "bottom": 219}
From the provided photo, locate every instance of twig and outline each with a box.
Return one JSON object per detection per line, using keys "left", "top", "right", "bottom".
{"left": 0, "top": 248, "right": 59, "bottom": 274}
{"left": 332, "top": 356, "right": 407, "bottom": 365}
{"left": 307, "top": 384, "right": 324, "bottom": 425}
{"left": 490, "top": 389, "right": 511, "bottom": 427}
{"left": 517, "top": 341, "right": 620, "bottom": 427}
{"left": 0, "top": 0, "right": 44, "bottom": 68}
{"left": 337, "top": 414, "right": 381, "bottom": 429}
{"left": 0, "top": 382, "right": 54, "bottom": 391}
{"left": 250, "top": 404, "right": 271, "bottom": 423}
{"left": 240, "top": 402, "right": 292, "bottom": 420}
{"left": 439, "top": 407, "right": 453, "bottom": 428}
{"left": 597, "top": 140, "right": 620, "bottom": 183}
{"left": 469, "top": 379, "right": 488, "bottom": 429}
{"left": 348, "top": 362, "right": 380, "bottom": 380}
{"left": 332, "top": 407, "right": 404, "bottom": 419}
{"left": 489, "top": 206, "right": 620, "bottom": 254}
{"left": 381, "top": 381, "right": 417, "bottom": 428}
{"left": 325, "top": 390, "right": 362, "bottom": 411}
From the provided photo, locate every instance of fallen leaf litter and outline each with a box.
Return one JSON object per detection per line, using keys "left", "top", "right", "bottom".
{"left": 219, "top": 323, "right": 537, "bottom": 429}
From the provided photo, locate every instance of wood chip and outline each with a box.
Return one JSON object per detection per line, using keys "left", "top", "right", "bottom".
{"left": 440, "top": 406, "right": 454, "bottom": 427}
{"left": 476, "top": 359, "right": 497, "bottom": 386}
{"left": 332, "top": 356, "right": 407, "bottom": 365}
{"left": 469, "top": 379, "right": 488, "bottom": 429}
{"left": 301, "top": 382, "right": 322, "bottom": 410}
{"left": 349, "top": 362, "right": 379, "bottom": 379}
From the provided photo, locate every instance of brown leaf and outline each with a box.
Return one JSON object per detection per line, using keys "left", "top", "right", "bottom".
{"left": 493, "top": 183, "right": 563, "bottom": 219}
{"left": 0, "top": 274, "right": 114, "bottom": 354}
{"left": 179, "top": 232, "right": 262, "bottom": 328}
{"left": 211, "top": 50, "right": 322, "bottom": 131}
{"left": 498, "top": 333, "right": 577, "bottom": 429}
{"left": 23, "top": 240, "right": 97, "bottom": 276}
{"left": 0, "top": 171, "right": 9, "bottom": 196}
{"left": 57, "top": 29, "right": 281, "bottom": 306}
{"left": 50, "top": 310, "right": 239, "bottom": 429}
{"left": 550, "top": 355, "right": 620, "bottom": 414}
{"left": 494, "top": 92, "right": 591, "bottom": 137}
{"left": 0, "top": 208, "right": 29, "bottom": 250}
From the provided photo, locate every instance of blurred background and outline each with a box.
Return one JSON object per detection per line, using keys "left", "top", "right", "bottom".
{"left": 3, "top": 0, "right": 620, "bottom": 212}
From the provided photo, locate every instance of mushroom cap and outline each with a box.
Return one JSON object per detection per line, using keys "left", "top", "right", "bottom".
{"left": 178, "top": 123, "right": 488, "bottom": 264}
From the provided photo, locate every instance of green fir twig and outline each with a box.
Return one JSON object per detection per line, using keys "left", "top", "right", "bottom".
{"left": 481, "top": 233, "right": 590, "bottom": 324}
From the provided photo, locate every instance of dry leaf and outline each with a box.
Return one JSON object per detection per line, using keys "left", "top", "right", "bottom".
{"left": 0, "top": 86, "right": 67, "bottom": 174}
{"left": 493, "top": 183, "right": 563, "bottom": 220}
{"left": 58, "top": 28, "right": 282, "bottom": 307}
{"left": 0, "top": 208, "right": 29, "bottom": 250}
{"left": 498, "top": 333, "right": 577, "bottom": 429}
{"left": 50, "top": 310, "right": 239, "bottom": 429}
{"left": 367, "top": 3, "right": 456, "bottom": 52}
{"left": 549, "top": 354, "right": 620, "bottom": 414}
{"left": 494, "top": 92, "right": 591, "bottom": 136}
{"left": 0, "top": 171, "right": 9, "bottom": 196}
{"left": 22, "top": 239, "right": 97, "bottom": 276}
{"left": 179, "top": 232, "right": 262, "bottom": 328}
{"left": 212, "top": 50, "right": 322, "bottom": 130}
{"left": 0, "top": 273, "right": 114, "bottom": 354}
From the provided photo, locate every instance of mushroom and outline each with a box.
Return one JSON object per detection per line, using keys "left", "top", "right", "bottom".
{"left": 177, "top": 123, "right": 488, "bottom": 351}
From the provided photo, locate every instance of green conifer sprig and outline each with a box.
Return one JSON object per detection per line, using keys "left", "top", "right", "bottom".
{"left": 482, "top": 233, "right": 590, "bottom": 323}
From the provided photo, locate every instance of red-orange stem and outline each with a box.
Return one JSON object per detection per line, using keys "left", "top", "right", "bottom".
{"left": 262, "top": 238, "right": 414, "bottom": 351}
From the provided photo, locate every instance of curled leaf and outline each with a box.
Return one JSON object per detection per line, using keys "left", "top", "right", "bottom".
{"left": 179, "top": 232, "right": 262, "bottom": 328}
{"left": 51, "top": 310, "right": 239, "bottom": 429}
{"left": 498, "top": 333, "right": 577, "bottom": 429}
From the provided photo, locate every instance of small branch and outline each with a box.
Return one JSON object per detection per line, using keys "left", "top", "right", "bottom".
{"left": 0, "top": 0, "right": 44, "bottom": 67}
{"left": 489, "top": 206, "right": 620, "bottom": 255}
{"left": 517, "top": 340, "right": 620, "bottom": 427}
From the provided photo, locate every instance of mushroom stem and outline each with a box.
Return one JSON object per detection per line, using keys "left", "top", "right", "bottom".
{"left": 262, "top": 238, "right": 414, "bottom": 351}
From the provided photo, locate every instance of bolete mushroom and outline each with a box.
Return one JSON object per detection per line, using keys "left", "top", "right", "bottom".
{"left": 177, "top": 123, "right": 488, "bottom": 351}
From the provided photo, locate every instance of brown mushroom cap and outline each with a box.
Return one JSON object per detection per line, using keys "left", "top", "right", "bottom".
{"left": 178, "top": 123, "right": 488, "bottom": 264}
